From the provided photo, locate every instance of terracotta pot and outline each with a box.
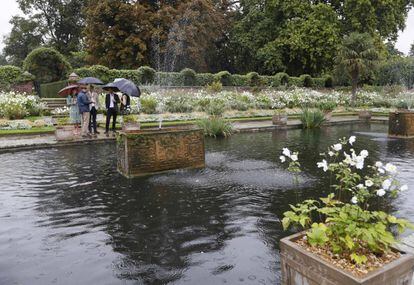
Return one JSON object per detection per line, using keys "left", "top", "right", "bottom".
{"left": 272, "top": 114, "right": 288, "bottom": 126}
{"left": 280, "top": 232, "right": 414, "bottom": 285}
{"left": 122, "top": 122, "right": 141, "bottom": 132}
{"left": 358, "top": 110, "right": 372, "bottom": 121}
{"left": 55, "top": 125, "right": 75, "bottom": 141}
{"left": 389, "top": 111, "right": 414, "bottom": 138}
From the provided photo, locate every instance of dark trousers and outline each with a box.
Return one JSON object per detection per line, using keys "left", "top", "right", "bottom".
{"left": 89, "top": 107, "right": 97, "bottom": 133}
{"left": 106, "top": 108, "right": 117, "bottom": 132}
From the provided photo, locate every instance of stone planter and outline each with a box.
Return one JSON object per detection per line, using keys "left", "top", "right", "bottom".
{"left": 324, "top": 111, "right": 333, "bottom": 121}
{"left": 122, "top": 122, "right": 141, "bottom": 132}
{"left": 117, "top": 127, "right": 205, "bottom": 178}
{"left": 389, "top": 111, "right": 414, "bottom": 138}
{"left": 358, "top": 110, "right": 372, "bottom": 121}
{"left": 55, "top": 125, "right": 75, "bottom": 141}
{"left": 272, "top": 114, "right": 288, "bottom": 126}
{"left": 280, "top": 232, "right": 414, "bottom": 285}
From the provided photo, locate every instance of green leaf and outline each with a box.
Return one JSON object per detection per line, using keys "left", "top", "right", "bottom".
{"left": 350, "top": 253, "right": 367, "bottom": 265}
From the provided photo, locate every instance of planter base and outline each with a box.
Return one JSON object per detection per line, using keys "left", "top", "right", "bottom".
{"left": 389, "top": 111, "right": 414, "bottom": 138}
{"left": 117, "top": 127, "right": 205, "bottom": 178}
{"left": 55, "top": 125, "right": 75, "bottom": 141}
{"left": 281, "top": 232, "right": 414, "bottom": 285}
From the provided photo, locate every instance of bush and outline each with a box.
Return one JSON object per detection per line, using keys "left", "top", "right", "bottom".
{"left": 23, "top": 47, "right": 71, "bottom": 84}
{"left": 0, "top": 92, "right": 45, "bottom": 119}
{"left": 231, "top": 74, "right": 248, "bottom": 86}
{"left": 313, "top": 78, "right": 325, "bottom": 88}
{"left": 214, "top": 71, "right": 232, "bottom": 86}
{"left": 88, "top": 65, "right": 112, "bottom": 83}
{"left": 324, "top": 75, "right": 334, "bottom": 88}
{"left": 206, "top": 81, "right": 223, "bottom": 93}
{"left": 289, "top": 77, "right": 303, "bottom": 87}
{"left": 246, "top": 72, "right": 261, "bottom": 87}
{"left": 39, "top": 80, "right": 67, "bottom": 98}
{"left": 300, "top": 74, "right": 314, "bottom": 87}
{"left": 0, "top": 66, "right": 23, "bottom": 85}
{"left": 164, "top": 95, "right": 194, "bottom": 113}
{"left": 204, "top": 98, "right": 227, "bottom": 116}
{"left": 156, "top": 72, "right": 182, "bottom": 86}
{"left": 138, "top": 66, "right": 156, "bottom": 84}
{"left": 140, "top": 96, "right": 158, "bottom": 114}
{"left": 300, "top": 109, "right": 326, "bottom": 128}
{"left": 180, "top": 68, "right": 197, "bottom": 86}
{"left": 197, "top": 117, "right": 233, "bottom": 138}
{"left": 196, "top": 73, "right": 215, "bottom": 86}
{"left": 275, "top": 72, "right": 289, "bottom": 85}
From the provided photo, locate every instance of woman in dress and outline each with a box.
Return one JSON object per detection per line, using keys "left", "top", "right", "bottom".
{"left": 67, "top": 88, "right": 81, "bottom": 134}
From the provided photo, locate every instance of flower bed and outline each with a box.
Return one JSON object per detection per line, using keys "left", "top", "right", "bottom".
{"left": 0, "top": 91, "right": 46, "bottom": 119}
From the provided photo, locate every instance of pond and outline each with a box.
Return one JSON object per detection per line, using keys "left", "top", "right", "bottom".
{"left": 1, "top": 123, "right": 414, "bottom": 285}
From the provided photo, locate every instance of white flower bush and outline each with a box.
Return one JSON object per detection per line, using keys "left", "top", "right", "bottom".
{"left": 0, "top": 91, "right": 46, "bottom": 119}
{"left": 51, "top": 106, "right": 70, "bottom": 115}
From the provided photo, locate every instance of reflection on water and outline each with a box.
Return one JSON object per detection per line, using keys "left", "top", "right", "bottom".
{"left": 1, "top": 123, "right": 414, "bottom": 284}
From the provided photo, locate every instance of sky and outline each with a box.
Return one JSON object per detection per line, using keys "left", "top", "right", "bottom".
{"left": 0, "top": 0, "right": 413, "bottom": 54}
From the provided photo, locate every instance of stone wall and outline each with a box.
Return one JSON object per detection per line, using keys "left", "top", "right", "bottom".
{"left": 117, "top": 127, "right": 205, "bottom": 178}
{"left": 13, "top": 81, "right": 34, "bottom": 94}
{"left": 389, "top": 111, "right": 414, "bottom": 138}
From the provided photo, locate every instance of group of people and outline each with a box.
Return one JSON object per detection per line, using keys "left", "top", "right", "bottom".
{"left": 66, "top": 85, "right": 130, "bottom": 138}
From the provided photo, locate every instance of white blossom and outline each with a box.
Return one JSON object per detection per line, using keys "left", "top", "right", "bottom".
{"left": 280, "top": 156, "right": 286, "bottom": 163}
{"left": 360, "top": 150, "right": 369, "bottom": 159}
{"left": 317, "top": 160, "right": 328, "bottom": 172}
{"left": 333, "top": 144, "right": 342, "bottom": 151}
{"left": 376, "top": 189, "right": 386, "bottom": 197}
{"left": 375, "top": 161, "right": 383, "bottom": 168}
{"left": 351, "top": 196, "right": 358, "bottom": 204}
{"left": 385, "top": 163, "right": 397, "bottom": 174}
{"left": 365, "top": 180, "right": 374, "bottom": 187}
{"left": 357, "top": 184, "right": 365, "bottom": 189}
{"left": 328, "top": 151, "right": 334, "bottom": 157}
{"left": 290, "top": 154, "right": 298, "bottom": 161}
{"left": 282, "top": 148, "right": 291, "bottom": 158}
{"left": 349, "top": 136, "right": 356, "bottom": 145}
{"left": 382, "top": 179, "right": 392, "bottom": 190}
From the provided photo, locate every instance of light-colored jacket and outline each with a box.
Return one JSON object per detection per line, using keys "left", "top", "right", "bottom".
{"left": 88, "top": 91, "right": 99, "bottom": 110}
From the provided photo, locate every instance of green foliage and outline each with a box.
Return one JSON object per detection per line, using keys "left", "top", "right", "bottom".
{"left": 196, "top": 73, "right": 215, "bottom": 86}
{"left": 300, "top": 109, "right": 326, "bottom": 128}
{"left": 246, "top": 72, "right": 261, "bottom": 87}
{"left": 318, "top": 101, "right": 337, "bottom": 112}
{"left": 139, "top": 96, "right": 158, "bottom": 114}
{"left": 276, "top": 72, "right": 289, "bottom": 85}
{"left": 197, "top": 117, "right": 233, "bottom": 138}
{"left": 23, "top": 47, "right": 72, "bottom": 84}
{"left": 324, "top": 75, "right": 334, "bottom": 88}
{"left": 206, "top": 81, "right": 223, "bottom": 93}
{"left": 300, "top": 74, "right": 313, "bottom": 88}
{"left": 214, "top": 71, "right": 233, "bottom": 86}
{"left": 181, "top": 68, "right": 197, "bottom": 86}
{"left": 0, "top": 66, "right": 24, "bottom": 87}
{"left": 137, "top": 66, "right": 156, "bottom": 84}
{"left": 164, "top": 95, "right": 194, "bottom": 113}
{"left": 376, "top": 57, "right": 414, "bottom": 89}
{"left": 201, "top": 98, "right": 227, "bottom": 116}
{"left": 39, "top": 80, "right": 67, "bottom": 98}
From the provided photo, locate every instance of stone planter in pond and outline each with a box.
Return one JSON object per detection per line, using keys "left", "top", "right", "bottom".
{"left": 389, "top": 111, "right": 414, "bottom": 138}
{"left": 280, "top": 232, "right": 414, "bottom": 285}
{"left": 117, "top": 127, "right": 205, "bottom": 178}
{"left": 324, "top": 111, "right": 333, "bottom": 122}
{"left": 358, "top": 110, "right": 372, "bottom": 121}
{"left": 272, "top": 114, "right": 288, "bottom": 126}
{"left": 55, "top": 125, "right": 75, "bottom": 141}
{"left": 122, "top": 122, "right": 141, "bottom": 132}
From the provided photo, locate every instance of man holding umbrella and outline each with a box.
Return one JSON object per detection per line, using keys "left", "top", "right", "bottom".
{"left": 103, "top": 83, "right": 120, "bottom": 136}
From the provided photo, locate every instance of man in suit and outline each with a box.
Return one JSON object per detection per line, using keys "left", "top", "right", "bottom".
{"left": 105, "top": 88, "right": 120, "bottom": 136}
{"left": 77, "top": 84, "right": 92, "bottom": 138}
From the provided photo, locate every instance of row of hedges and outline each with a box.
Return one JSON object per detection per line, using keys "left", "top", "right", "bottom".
{"left": 39, "top": 80, "right": 67, "bottom": 98}
{"left": 73, "top": 65, "right": 334, "bottom": 88}
{"left": 0, "top": 65, "right": 35, "bottom": 89}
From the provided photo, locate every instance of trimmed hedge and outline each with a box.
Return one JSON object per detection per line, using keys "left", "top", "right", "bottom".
{"left": 40, "top": 80, "right": 67, "bottom": 98}
{"left": 72, "top": 65, "right": 334, "bottom": 88}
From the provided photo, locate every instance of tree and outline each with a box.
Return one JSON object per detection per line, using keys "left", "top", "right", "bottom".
{"left": 23, "top": 47, "right": 72, "bottom": 83}
{"left": 410, "top": 42, "right": 414, "bottom": 57}
{"left": 336, "top": 33, "right": 379, "bottom": 105}
{"left": 16, "top": 0, "right": 86, "bottom": 55}
{"left": 3, "top": 16, "right": 44, "bottom": 66}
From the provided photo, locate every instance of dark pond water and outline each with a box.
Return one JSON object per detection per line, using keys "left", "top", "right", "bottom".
{"left": 1, "top": 123, "right": 414, "bottom": 285}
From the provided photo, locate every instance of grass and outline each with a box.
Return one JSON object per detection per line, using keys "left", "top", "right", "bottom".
{"left": 196, "top": 117, "right": 234, "bottom": 137}
{"left": 0, "top": 126, "right": 55, "bottom": 136}
{"left": 300, "top": 109, "right": 326, "bottom": 129}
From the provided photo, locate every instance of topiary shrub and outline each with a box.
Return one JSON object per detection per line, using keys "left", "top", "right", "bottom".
{"left": 300, "top": 74, "right": 314, "bottom": 87}
{"left": 88, "top": 65, "right": 112, "bottom": 82}
{"left": 196, "top": 73, "right": 215, "bottom": 86}
{"left": 246, "top": 72, "right": 261, "bottom": 87}
{"left": 214, "top": 71, "right": 232, "bottom": 86}
{"left": 324, "top": 75, "right": 334, "bottom": 88}
{"left": 275, "top": 72, "right": 289, "bottom": 85}
{"left": 23, "top": 47, "right": 71, "bottom": 84}
{"left": 180, "top": 68, "right": 197, "bottom": 86}
{"left": 289, "top": 76, "right": 303, "bottom": 87}
{"left": 231, "top": 74, "right": 248, "bottom": 86}
{"left": 137, "top": 66, "right": 156, "bottom": 84}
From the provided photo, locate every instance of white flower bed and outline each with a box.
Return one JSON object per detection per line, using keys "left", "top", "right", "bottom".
{"left": 0, "top": 91, "right": 46, "bottom": 119}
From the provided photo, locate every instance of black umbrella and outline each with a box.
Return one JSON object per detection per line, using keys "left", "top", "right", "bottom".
{"left": 77, "top": 77, "right": 104, "bottom": 85}
{"left": 102, "top": 82, "right": 120, "bottom": 91}
{"left": 112, "top": 78, "right": 141, "bottom": 97}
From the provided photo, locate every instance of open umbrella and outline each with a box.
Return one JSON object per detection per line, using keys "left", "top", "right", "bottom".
{"left": 102, "top": 82, "right": 120, "bottom": 92}
{"left": 77, "top": 77, "right": 104, "bottom": 85}
{"left": 58, "top": 85, "right": 79, "bottom": 97}
{"left": 112, "top": 78, "right": 141, "bottom": 97}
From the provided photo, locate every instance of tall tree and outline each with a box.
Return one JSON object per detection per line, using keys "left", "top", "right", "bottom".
{"left": 16, "top": 0, "right": 87, "bottom": 55}
{"left": 410, "top": 42, "right": 414, "bottom": 57}
{"left": 336, "top": 33, "right": 379, "bottom": 105}
{"left": 3, "top": 16, "right": 44, "bottom": 66}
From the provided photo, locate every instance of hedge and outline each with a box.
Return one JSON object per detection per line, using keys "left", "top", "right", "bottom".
{"left": 0, "top": 66, "right": 35, "bottom": 89}
{"left": 39, "top": 80, "right": 67, "bottom": 98}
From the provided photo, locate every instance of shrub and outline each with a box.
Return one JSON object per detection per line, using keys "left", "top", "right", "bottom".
{"left": 0, "top": 92, "right": 45, "bottom": 119}
{"left": 140, "top": 96, "right": 158, "bottom": 114}
{"left": 23, "top": 47, "right": 71, "bottom": 84}
{"left": 164, "top": 95, "right": 194, "bottom": 113}
{"left": 138, "top": 66, "right": 156, "bottom": 84}
{"left": 197, "top": 117, "right": 233, "bottom": 137}
{"left": 180, "top": 68, "right": 197, "bottom": 86}
{"left": 324, "top": 75, "right": 334, "bottom": 88}
{"left": 0, "top": 66, "right": 23, "bottom": 85}
{"left": 289, "top": 77, "right": 303, "bottom": 87}
{"left": 88, "top": 65, "right": 112, "bottom": 83}
{"left": 204, "top": 98, "right": 227, "bottom": 116}
{"left": 300, "top": 74, "right": 314, "bottom": 87}
{"left": 318, "top": 101, "right": 337, "bottom": 112}
{"left": 275, "top": 72, "right": 289, "bottom": 85}
{"left": 196, "top": 73, "right": 215, "bottom": 86}
{"left": 246, "top": 72, "right": 261, "bottom": 87}
{"left": 156, "top": 72, "right": 182, "bottom": 86}
{"left": 231, "top": 74, "right": 248, "bottom": 86}
{"left": 39, "top": 80, "right": 67, "bottom": 98}
{"left": 300, "top": 109, "right": 326, "bottom": 128}
{"left": 206, "top": 81, "right": 223, "bottom": 93}
{"left": 214, "top": 71, "right": 232, "bottom": 86}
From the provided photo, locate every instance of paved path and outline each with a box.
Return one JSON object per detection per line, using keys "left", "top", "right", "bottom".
{"left": 0, "top": 116, "right": 389, "bottom": 152}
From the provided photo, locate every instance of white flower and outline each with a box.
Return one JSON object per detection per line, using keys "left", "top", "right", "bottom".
{"left": 376, "top": 189, "right": 386, "bottom": 197}
{"left": 375, "top": 161, "right": 383, "bottom": 168}
{"left": 365, "top": 180, "right": 374, "bottom": 187}
{"left": 349, "top": 136, "right": 356, "bottom": 145}
{"left": 317, "top": 160, "right": 328, "bottom": 172}
{"left": 360, "top": 150, "right": 369, "bottom": 159}
{"left": 355, "top": 156, "right": 365, "bottom": 169}
{"left": 290, "top": 154, "right": 298, "bottom": 161}
{"left": 385, "top": 163, "right": 397, "bottom": 174}
{"left": 378, "top": 168, "right": 385, "bottom": 174}
{"left": 401, "top": 185, "right": 408, "bottom": 192}
{"left": 333, "top": 144, "right": 342, "bottom": 151}
{"left": 382, "top": 179, "right": 392, "bottom": 190}
{"left": 280, "top": 155, "right": 286, "bottom": 163}
{"left": 328, "top": 151, "right": 335, "bottom": 157}
{"left": 282, "top": 148, "right": 291, "bottom": 158}
{"left": 357, "top": 184, "right": 364, "bottom": 189}
{"left": 351, "top": 196, "right": 358, "bottom": 204}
